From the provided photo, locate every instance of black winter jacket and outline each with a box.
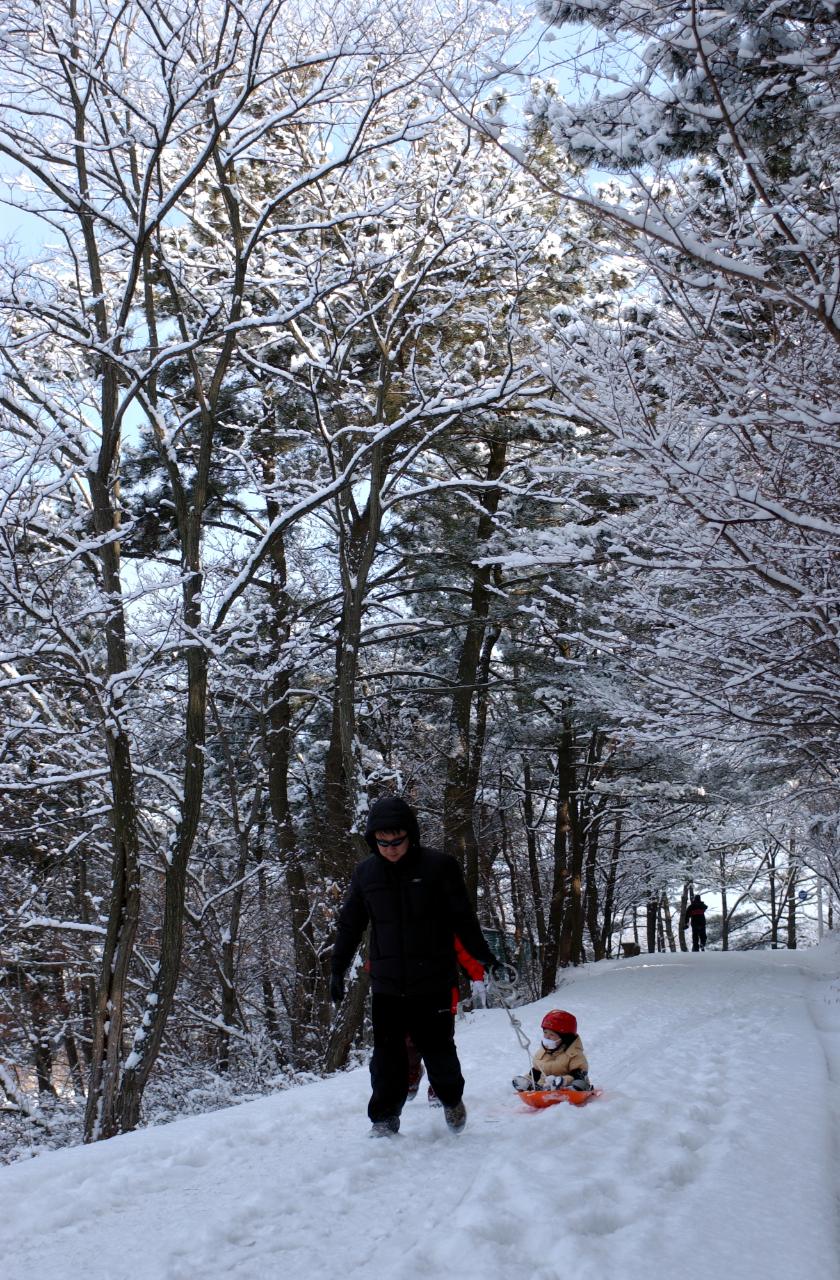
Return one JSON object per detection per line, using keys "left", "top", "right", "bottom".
{"left": 330, "top": 844, "right": 495, "bottom": 998}
{"left": 684, "top": 898, "right": 708, "bottom": 928}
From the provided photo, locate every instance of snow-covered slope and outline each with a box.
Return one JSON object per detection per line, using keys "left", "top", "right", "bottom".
{"left": 3, "top": 946, "right": 839, "bottom": 1280}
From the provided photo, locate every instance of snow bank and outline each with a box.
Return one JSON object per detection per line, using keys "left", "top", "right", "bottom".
{"left": 2, "top": 945, "right": 839, "bottom": 1280}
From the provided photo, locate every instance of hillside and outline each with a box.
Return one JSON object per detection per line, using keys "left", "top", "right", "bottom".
{"left": 2, "top": 946, "right": 839, "bottom": 1280}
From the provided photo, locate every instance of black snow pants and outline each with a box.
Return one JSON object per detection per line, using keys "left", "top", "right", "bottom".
{"left": 690, "top": 919, "right": 707, "bottom": 951}
{"left": 368, "top": 991, "right": 464, "bottom": 1122}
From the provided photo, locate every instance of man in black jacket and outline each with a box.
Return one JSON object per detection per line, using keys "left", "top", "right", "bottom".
{"left": 684, "top": 894, "right": 708, "bottom": 951}
{"left": 330, "top": 795, "right": 498, "bottom": 1137}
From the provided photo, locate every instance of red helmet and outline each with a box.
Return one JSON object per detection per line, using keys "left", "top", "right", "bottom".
{"left": 541, "top": 1009, "right": 577, "bottom": 1036}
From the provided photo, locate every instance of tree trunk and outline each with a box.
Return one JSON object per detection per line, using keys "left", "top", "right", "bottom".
{"left": 115, "top": 387, "right": 216, "bottom": 1129}
{"left": 74, "top": 68, "right": 147, "bottom": 1134}
{"left": 262, "top": 518, "right": 324, "bottom": 1066}
{"left": 116, "top": 630, "right": 209, "bottom": 1133}
{"left": 443, "top": 439, "right": 507, "bottom": 891}
{"left": 498, "top": 798, "right": 528, "bottom": 953}
{"left": 544, "top": 721, "right": 574, "bottom": 988}
{"left": 213, "top": 714, "right": 259, "bottom": 1072}
{"left": 523, "top": 758, "right": 547, "bottom": 955}
{"left": 599, "top": 816, "right": 622, "bottom": 958}
{"left": 584, "top": 799, "right": 606, "bottom": 959}
{"left": 82, "top": 481, "right": 142, "bottom": 1142}
{"left": 324, "top": 432, "right": 391, "bottom": 878}
{"left": 787, "top": 834, "right": 797, "bottom": 950}
{"left": 324, "top": 969, "right": 370, "bottom": 1073}
{"left": 52, "top": 967, "right": 85, "bottom": 1095}
{"left": 557, "top": 807, "right": 585, "bottom": 966}
{"left": 27, "top": 974, "right": 57, "bottom": 1096}
{"left": 661, "top": 892, "right": 676, "bottom": 952}
{"left": 461, "top": 624, "right": 500, "bottom": 903}
{"left": 677, "top": 881, "right": 690, "bottom": 952}
{"left": 646, "top": 897, "right": 658, "bottom": 953}
{"left": 256, "top": 860, "right": 285, "bottom": 1064}
{"left": 74, "top": 834, "right": 95, "bottom": 1070}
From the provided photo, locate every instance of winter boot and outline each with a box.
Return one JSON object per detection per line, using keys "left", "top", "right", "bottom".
{"left": 427, "top": 1084, "right": 442, "bottom": 1108}
{"left": 370, "top": 1116, "right": 400, "bottom": 1138}
{"left": 443, "top": 1100, "right": 467, "bottom": 1133}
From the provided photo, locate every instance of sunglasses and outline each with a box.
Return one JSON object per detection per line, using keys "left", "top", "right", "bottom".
{"left": 375, "top": 835, "right": 408, "bottom": 849}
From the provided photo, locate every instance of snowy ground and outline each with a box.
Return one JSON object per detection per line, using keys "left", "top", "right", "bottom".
{"left": 3, "top": 944, "right": 840, "bottom": 1280}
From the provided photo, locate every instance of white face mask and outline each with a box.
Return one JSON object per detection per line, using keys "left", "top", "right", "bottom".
{"left": 541, "top": 1036, "right": 561, "bottom": 1051}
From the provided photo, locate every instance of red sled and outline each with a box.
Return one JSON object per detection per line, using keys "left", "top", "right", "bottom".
{"left": 520, "top": 1087, "right": 602, "bottom": 1109}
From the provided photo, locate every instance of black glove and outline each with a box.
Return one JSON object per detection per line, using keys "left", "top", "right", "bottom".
{"left": 329, "top": 972, "right": 345, "bottom": 1006}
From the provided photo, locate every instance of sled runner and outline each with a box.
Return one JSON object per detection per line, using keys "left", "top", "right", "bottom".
{"left": 520, "top": 1087, "right": 602, "bottom": 1109}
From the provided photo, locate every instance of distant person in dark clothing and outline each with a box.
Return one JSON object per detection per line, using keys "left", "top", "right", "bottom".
{"left": 684, "top": 894, "right": 708, "bottom": 951}
{"left": 329, "top": 795, "right": 499, "bottom": 1137}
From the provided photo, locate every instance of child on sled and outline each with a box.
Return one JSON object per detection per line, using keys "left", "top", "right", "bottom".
{"left": 512, "top": 1009, "right": 592, "bottom": 1093}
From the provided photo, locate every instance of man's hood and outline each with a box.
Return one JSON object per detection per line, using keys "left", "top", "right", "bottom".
{"left": 364, "top": 795, "right": 420, "bottom": 852}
